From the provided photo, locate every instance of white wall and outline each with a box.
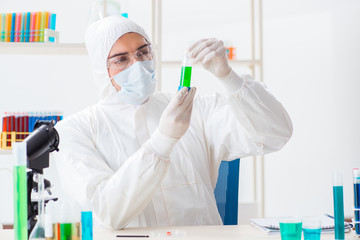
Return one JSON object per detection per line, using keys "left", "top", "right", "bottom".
{"left": 263, "top": 0, "right": 360, "bottom": 218}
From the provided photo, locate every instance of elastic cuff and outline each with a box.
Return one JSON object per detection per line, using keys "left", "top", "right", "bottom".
{"left": 146, "top": 128, "right": 178, "bottom": 160}
{"left": 218, "top": 69, "right": 247, "bottom": 94}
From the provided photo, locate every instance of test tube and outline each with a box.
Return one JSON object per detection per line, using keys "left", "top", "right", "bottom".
{"left": 53, "top": 202, "right": 61, "bottom": 240}
{"left": 13, "top": 142, "right": 28, "bottom": 240}
{"left": 333, "top": 170, "right": 345, "bottom": 240}
{"left": 354, "top": 168, "right": 360, "bottom": 235}
{"left": 45, "top": 200, "right": 61, "bottom": 240}
{"left": 81, "top": 203, "right": 93, "bottom": 240}
{"left": 71, "top": 201, "right": 81, "bottom": 240}
{"left": 178, "top": 51, "right": 192, "bottom": 91}
{"left": 60, "top": 201, "right": 72, "bottom": 240}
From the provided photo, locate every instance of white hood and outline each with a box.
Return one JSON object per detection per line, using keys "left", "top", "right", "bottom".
{"left": 84, "top": 16, "right": 151, "bottom": 101}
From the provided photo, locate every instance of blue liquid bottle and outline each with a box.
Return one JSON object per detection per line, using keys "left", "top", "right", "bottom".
{"left": 81, "top": 202, "right": 93, "bottom": 240}
{"left": 353, "top": 168, "right": 360, "bottom": 235}
{"left": 333, "top": 170, "right": 345, "bottom": 240}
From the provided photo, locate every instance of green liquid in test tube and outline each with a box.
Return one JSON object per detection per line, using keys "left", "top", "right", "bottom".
{"left": 60, "top": 223, "right": 72, "bottom": 240}
{"left": 179, "top": 51, "right": 192, "bottom": 91}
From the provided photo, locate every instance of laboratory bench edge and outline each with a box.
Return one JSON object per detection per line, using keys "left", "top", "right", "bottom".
{"left": 0, "top": 224, "right": 350, "bottom": 240}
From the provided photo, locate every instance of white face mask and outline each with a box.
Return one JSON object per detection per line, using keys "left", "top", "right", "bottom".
{"left": 112, "top": 60, "right": 156, "bottom": 105}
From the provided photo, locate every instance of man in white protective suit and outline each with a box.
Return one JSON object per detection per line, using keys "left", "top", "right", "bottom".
{"left": 52, "top": 16, "right": 293, "bottom": 229}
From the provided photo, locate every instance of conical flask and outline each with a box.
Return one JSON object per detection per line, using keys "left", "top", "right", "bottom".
{"left": 29, "top": 173, "right": 46, "bottom": 240}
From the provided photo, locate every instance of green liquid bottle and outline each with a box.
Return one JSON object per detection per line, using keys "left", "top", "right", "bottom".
{"left": 13, "top": 142, "right": 28, "bottom": 240}
{"left": 179, "top": 51, "right": 192, "bottom": 91}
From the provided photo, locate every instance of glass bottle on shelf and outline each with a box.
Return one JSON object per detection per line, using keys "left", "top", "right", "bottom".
{"left": 88, "top": 0, "right": 105, "bottom": 26}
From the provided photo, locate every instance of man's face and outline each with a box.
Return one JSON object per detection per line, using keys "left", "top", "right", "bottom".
{"left": 107, "top": 32, "right": 148, "bottom": 91}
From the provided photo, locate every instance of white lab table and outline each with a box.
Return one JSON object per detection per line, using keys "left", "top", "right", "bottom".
{"left": 0, "top": 224, "right": 352, "bottom": 239}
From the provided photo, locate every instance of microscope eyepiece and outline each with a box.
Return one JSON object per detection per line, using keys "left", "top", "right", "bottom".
{"left": 24, "top": 120, "right": 60, "bottom": 172}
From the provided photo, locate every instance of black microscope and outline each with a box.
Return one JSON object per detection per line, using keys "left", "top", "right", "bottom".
{"left": 23, "top": 120, "right": 60, "bottom": 237}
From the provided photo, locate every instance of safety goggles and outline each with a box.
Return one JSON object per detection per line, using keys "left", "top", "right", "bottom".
{"left": 106, "top": 44, "right": 153, "bottom": 71}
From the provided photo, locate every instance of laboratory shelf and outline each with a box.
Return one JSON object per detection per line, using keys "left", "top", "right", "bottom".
{"left": 0, "top": 149, "right": 12, "bottom": 155}
{"left": 0, "top": 42, "right": 87, "bottom": 55}
{"left": 162, "top": 59, "right": 261, "bottom": 67}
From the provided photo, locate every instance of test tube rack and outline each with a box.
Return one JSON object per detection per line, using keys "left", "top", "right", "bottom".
{"left": 1, "top": 112, "right": 63, "bottom": 150}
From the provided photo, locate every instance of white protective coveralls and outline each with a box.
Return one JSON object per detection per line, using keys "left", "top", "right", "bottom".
{"left": 52, "top": 16, "right": 293, "bottom": 229}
